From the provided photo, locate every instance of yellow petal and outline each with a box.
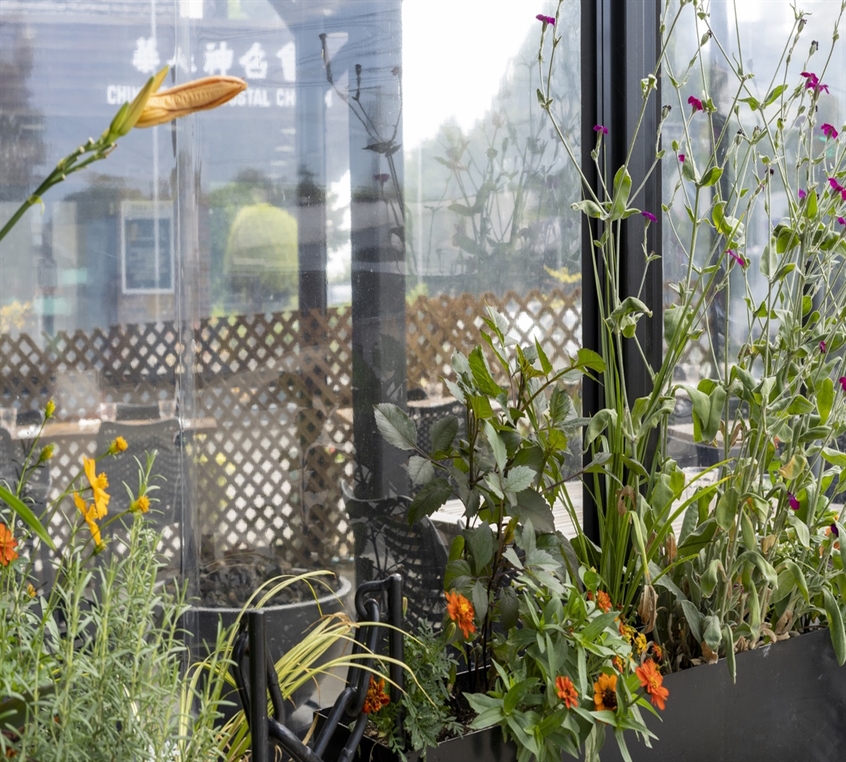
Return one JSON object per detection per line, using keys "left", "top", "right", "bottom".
{"left": 135, "top": 76, "right": 247, "bottom": 128}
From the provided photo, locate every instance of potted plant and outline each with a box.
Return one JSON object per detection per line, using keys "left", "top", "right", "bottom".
{"left": 369, "top": 0, "right": 846, "bottom": 759}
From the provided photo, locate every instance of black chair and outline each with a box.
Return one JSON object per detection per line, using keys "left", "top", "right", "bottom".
{"left": 341, "top": 481, "right": 448, "bottom": 631}
{"left": 407, "top": 397, "right": 465, "bottom": 455}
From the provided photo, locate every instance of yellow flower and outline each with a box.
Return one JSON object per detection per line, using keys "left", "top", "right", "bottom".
{"left": 75, "top": 492, "right": 104, "bottom": 550}
{"left": 110, "top": 436, "right": 128, "bottom": 454}
{"left": 45, "top": 399, "right": 56, "bottom": 419}
{"left": 593, "top": 673, "right": 618, "bottom": 712}
{"left": 82, "top": 456, "right": 110, "bottom": 519}
{"left": 131, "top": 495, "right": 150, "bottom": 514}
{"left": 136, "top": 76, "right": 247, "bottom": 128}
{"left": 635, "top": 632, "right": 648, "bottom": 655}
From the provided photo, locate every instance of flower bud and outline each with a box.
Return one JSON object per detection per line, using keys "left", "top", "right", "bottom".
{"left": 44, "top": 399, "right": 56, "bottom": 419}
{"left": 135, "top": 76, "right": 247, "bottom": 128}
{"left": 38, "top": 444, "right": 55, "bottom": 464}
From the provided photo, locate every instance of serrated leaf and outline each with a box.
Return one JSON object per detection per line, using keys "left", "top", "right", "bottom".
{"left": 407, "top": 455, "right": 435, "bottom": 485}
{"left": 408, "top": 478, "right": 452, "bottom": 523}
{"left": 374, "top": 403, "right": 418, "bottom": 450}
{"left": 503, "top": 466, "right": 536, "bottom": 494}
{"left": 512, "top": 490, "right": 555, "bottom": 532}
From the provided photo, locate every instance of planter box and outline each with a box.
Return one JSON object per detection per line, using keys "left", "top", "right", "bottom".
{"left": 600, "top": 629, "right": 846, "bottom": 761}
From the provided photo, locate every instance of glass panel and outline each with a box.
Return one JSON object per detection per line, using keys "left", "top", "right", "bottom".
{"left": 662, "top": 1, "right": 846, "bottom": 479}
{"left": 1, "top": 0, "right": 581, "bottom": 709}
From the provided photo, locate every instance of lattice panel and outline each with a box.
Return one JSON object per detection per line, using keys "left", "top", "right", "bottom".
{"left": 2, "top": 289, "right": 582, "bottom": 570}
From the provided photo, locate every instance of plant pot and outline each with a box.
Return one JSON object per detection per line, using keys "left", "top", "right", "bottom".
{"left": 597, "top": 629, "right": 846, "bottom": 761}
{"left": 186, "top": 574, "right": 353, "bottom": 727}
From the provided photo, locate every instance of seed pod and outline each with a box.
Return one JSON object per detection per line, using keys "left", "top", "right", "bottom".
{"left": 136, "top": 75, "right": 247, "bottom": 128}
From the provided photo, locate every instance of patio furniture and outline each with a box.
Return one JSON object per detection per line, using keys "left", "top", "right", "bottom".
{"left": 342, "top": 481, "right": 448, "bottom": 631}
{"left": 231, "top": 574, "right": 403, "bottom": 762}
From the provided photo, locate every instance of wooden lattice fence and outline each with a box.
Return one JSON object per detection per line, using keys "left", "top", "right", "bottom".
{"left": 1, "top": 288, "right": 598, "bottom": 567}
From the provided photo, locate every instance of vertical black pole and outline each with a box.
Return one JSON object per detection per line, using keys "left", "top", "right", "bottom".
{"left": 581, "top": 0, "right": 664, "bottom": 543}
{"left": 295, "top": 23, "right": 328, "bottom": 314}
{"left": 248, "top": 610, "right": 269, "bottom": 762}
{"left": 347, "top": 0, "right": 408, "bottom": 499}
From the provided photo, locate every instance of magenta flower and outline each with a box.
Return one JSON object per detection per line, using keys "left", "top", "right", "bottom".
{"left": 373, "top": 173, "right": 390, "bottom": 185}
{"left": 798, "top": 189, "right": 806, "bottom": 199}
{"left": 820, "top": 341, "right": 827, "bottom": 354}
{"left": 679, "top": 153, "right": 686, "bottom": 163}
{"left": 829, "top": 177, "right": 845, "bottom": 195}
{"left": 801, "top": 71, "right": 830, "bottom": 94}
{"left": 821, "top": 123, "right": 839, "bottom": 139}
{"left": 788, "top": 492, "right": 800, "bottom": 511}
{"left": 839, "top": 376, "right": 846, "bottom": 392}
{"left": 593, "top": 124, "right": 608, "bottom": 135}
{"left": 688, "top": 95, "right": 704, "bottom": 112}
{"left": 536, "top": 14, "right": 555, "bottom": 25}
{"left": 832, "top": 523, "right": 840, "bottom": 538}
{"left": 838, "top": 217, "right": 846, "bottom": 225}
{"left": 727, "top": 249, "right": 746, "bottom": 267}
{"left": 642, "top": 211, "right": 657, "bottom": 223}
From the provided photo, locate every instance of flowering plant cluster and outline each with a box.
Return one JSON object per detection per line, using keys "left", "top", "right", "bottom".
{"left": 375, "top": 0, "right": 846, "bottom": 759}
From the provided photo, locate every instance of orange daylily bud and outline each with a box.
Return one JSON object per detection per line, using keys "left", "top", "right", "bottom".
{"left": 135, "top": 76, "right": 247, "bottom": 128}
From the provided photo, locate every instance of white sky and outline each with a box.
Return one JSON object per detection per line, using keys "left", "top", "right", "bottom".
{"left": 401, "top": 0, "right": 539, "bottom": 148}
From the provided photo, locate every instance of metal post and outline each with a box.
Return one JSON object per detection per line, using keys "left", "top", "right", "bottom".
{"left": 248, "top": 610, "right": 269, "bottom": 762}
{"left": 580, "top": 0, "right": 664, "bottom": 543}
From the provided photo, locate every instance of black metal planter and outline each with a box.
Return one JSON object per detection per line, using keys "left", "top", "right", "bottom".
{"left": 599, "top": 628, "right": 846, "bottom": 762}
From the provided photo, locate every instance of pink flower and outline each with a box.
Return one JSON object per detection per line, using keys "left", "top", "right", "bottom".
{"left": 801, "top": 71, "right": 830, "bottom": 94}
{"left": 820, "top": 340, "right": 827, "bottom": 354}
{"left": 727, "top": 249, "right": 746, "bottom": 267}
{"left": 536, "top": 14, "right": 555, "bottom": 25}
{"left": 788, "top": 492, "right": 800, "bottom": 511}
{"left": 593, "top": 124, "right": 608, "bottom": 135}
{"left": 688, "top": 95, "right": 704, "bottom": 112}
{"left": 798, "top": 189, "right": 806, "bottom": 199}
{"left": 839, "top": 377, "right": 846, "bottom": 392}
{"left": 642, "top": 211, "right": 657, "bottom": 223}
{"left": 821, "top": 123, "right": 839, "bottom": 139}
{"left": 838, "top": 217, "right": 846, "bottom": 225}
{"left": 679, "top": 154, "right": 685, "bottom": 163}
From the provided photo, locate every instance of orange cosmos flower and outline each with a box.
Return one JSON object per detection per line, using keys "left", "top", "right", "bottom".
{"left": 593, "top": 673, "right": 618, "bottom": 712}
{"left": 635, "top": 659, "right": 669, "bottom": 711}
{"left": 0, "top": 522, "right": 18, "bottom": 566}
{"left": 131, "top": 495, "right": 150, "bottom": 514}
{"left": 362, "top": 677, "right": 390, "bottom": 714}
{"left": 82, "top": 456, "right": 110, "bottom": 519}
{"left": 445, "top": 590, "right": 476, "bottom": 639}
{"left": 109, "top": 436, "right": 128, "bottom": 454}
{"left": 555, "top": 675, "right": 579, "bottom": 709}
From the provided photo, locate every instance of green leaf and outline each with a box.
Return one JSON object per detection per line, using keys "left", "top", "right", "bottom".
{"left": 408, "top": 478, "right": 453, "bottom": 523}
{"left": 469, "top": 395, "right": 494, "bottom": 420}
{"left": 697, "top": 167, "right": 723, "bottom": 187}
{"left": 448, "top": 202, "right": 475, "bottom": 217}
{"left": 0, "top": 484, "right": 55, "bottom": 550}
{"left": 472, "top": 578, "right": 489, "bottom": 623}
{"left": 469, "top": 346, "right": 504, "bottom": 397}
{"left": 804, "top": 188, "right": 818, "bottom": 220}
{"left": 512, "top": 490, "right": 555, "bottom": 532}
{"left": 576, "top": 348, "right": 606, "bottom": 373}
{"left": 759, "top": 242, "right": 777, "bottom": 278}
{"left": 503, "top": 466, "right": 536, "bottom": 494}
{"left": 609, "top": 167, "right": 633, "bottom": 221}
{"left": 485, "top": 421, "right": 507, "bottom": 471}
{"left": 374, "top": 403, "right": 418, "bottom": 451}
{"left": 586, "top": 409, "right": 617, "bottom": 447}
{"left": 763, "top": 84, "right": 787, "bottom": 106}
{"left": 715, "top": 488, "right": 738, "bottom": 531}
{"left": 782, "top": 559, "right": 809, "bottom": 603}
{"left": 817, "top": 378, "right": 834, "bottom": 424}
{"left": 680, "top": 600, "right": 703, "bottom": 642}
{"left": 703, "top": 615, "right": 721, "bottom": 650}
{"left": 823, "top": 589, "right": 846, "bottom": 665}
{"left": 723, "top": 625, "right": 737, "bottom": 683}
{"left": 678, "top": 517, "right": 717, "bottom": 555}
{"left": 407, "top": 455, "right": 435, "bottom": 485}
{"left": 571, "top": 199, "right": 606, "bottom": 219}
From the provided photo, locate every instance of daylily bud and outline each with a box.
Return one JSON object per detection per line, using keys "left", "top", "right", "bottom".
{"left": 109, "top": 66, "right": 170, "bottom": 138}
{"left": 135, "top": 75, "right": 247, "bottom": 128}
